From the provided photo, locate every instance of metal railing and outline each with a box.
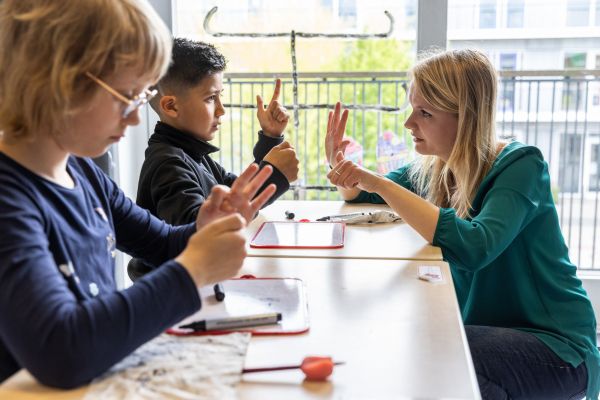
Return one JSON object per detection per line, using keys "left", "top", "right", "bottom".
{"left": 216, "top": 70, "right": 600, "bottom": 269}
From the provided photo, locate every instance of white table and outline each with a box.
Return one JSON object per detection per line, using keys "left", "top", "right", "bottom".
{"left": 0, "top": 257, "right": 480, "bottom": 399}
{"left": 246, "top": 200, "right": 443, "bottom": 261}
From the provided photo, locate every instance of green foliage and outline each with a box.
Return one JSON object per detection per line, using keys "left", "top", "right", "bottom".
{"left": 333, "top": 39, "right": 413, "bottom": 72}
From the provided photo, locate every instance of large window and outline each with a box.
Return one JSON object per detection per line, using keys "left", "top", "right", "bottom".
{"left": 506, "top": 0, "right": 524, "bottom": 28}
{"left": 566, "top": 0, "right": 590, "bottom": 27}
{"left": 562, "top": 52, "right": 587, "bottom": 111}
{"left": 499, "top": 53, "right": 517, "bottom": 112}
{"left": 479, "top": 0, "right": 497, "bottom": 28}
{"left": 589, "top": 140, "right": 600, "bottom": 196}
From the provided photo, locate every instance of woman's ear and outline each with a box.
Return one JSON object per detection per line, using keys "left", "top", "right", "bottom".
{"left": 159, "top": 95, "right": 178, "bottom": 118}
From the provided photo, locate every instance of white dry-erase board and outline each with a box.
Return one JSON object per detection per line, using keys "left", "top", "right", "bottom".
{"left": 250, "top": 221, "right": 345, "bottom": 249}
{"left": 169, "top": 278, "right": 309, "bottom": 336}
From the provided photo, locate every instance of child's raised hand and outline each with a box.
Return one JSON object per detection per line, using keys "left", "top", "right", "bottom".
{"left": 195, "top": 164, "right": 276, "bottom": 229}
{"left": 263, "top": 141, "right": 299, "bottom": 183}
{"left": 225, "top": 163, "right": 276, "bottom": 222}
{"left": 176, "top": 214, "right": 247, "bottom": 287}
{"left": 257, "top": 78, "right": 289, "bottom": 137}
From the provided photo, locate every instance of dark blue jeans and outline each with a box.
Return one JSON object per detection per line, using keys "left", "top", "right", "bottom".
{"left": 465, "top": 326, "right": 588, "bottom": 400}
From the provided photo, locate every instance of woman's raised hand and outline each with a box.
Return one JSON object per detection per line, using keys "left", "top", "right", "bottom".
{"left": 325, "top": 102, "right": 350, "bottom": 168}
{"left": 327, "top": 151, "right": 383, "bottom": 194}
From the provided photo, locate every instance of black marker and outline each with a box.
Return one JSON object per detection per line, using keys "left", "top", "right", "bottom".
{"left": 179, "top": 312, "right": 282, "bottom": 332}
{"left": 284, "top": 210, "right": 295, "bottom": 220}
{"left": 213, "top": 283, "right": 225, "bottom": 301}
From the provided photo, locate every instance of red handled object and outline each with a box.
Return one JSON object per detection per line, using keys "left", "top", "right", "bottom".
{"left": 242, "top": 356, "right": 343, "bottom": 381}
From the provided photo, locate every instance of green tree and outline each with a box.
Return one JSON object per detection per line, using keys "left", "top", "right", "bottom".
{"left": 334, "top": 39, "right": 413, "bottom": 72}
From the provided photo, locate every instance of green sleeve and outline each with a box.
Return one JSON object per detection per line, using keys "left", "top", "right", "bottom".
{"left": 347, "top": 165, "right": 416, "bottom": 204}
{"left": 433, "top": 153, "right": 545, "bottom": 271}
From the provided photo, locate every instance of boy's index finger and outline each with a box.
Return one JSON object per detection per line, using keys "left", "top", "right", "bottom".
{"left": 270, "top": 78, "right": 282, "bottom": 103}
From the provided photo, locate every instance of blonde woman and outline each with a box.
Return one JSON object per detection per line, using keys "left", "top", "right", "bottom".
{"left": 0, "top": 0, "right": 276, "bottom": 388}
{"left": 326, "top": 49, "right": 599, "bottom": 399}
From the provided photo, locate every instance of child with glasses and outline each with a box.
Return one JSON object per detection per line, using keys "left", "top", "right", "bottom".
{"left": 0, "top": 0, "right": 274, "bottom": 388}
{"left": 128, "top": 38, "right": 299, "bottom": 280}
{"left": 326, "top": 49, "right": 600, "bottom": 399}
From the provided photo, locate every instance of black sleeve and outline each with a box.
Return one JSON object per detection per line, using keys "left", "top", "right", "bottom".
{"left": 252, "top": 131, "right": 290, "bottom": 207}
{"left": 148, "top": 157, "right": 209, "bottom": 225}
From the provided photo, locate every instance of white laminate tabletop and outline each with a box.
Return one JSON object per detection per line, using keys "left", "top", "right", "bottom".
{"left": 0, "top": 257, "right": 479, "bottom": 399}
{"left": 246, "top": 200, "right": 443, "bottom": 261}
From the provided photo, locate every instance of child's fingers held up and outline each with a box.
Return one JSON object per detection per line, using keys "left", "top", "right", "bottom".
{"left": 249, "top": 183, "right": 277, "bottom": 214}
{"left": 231, "top": 163, "right": 260, "bottom": 192}
{"left": 270, "top": 78, "right": 282, "bottom": 103}
{"left": 256, "top": 95, "right": 265, "bottom": 111}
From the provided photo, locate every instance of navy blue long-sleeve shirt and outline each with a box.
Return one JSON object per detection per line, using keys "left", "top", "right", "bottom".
{"left": 0, "top": 153, "right": 201, "bottom": 388}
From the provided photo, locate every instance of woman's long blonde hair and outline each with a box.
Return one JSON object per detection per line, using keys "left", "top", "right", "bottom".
{"left": 0, "top": 0, "right": 172, "bottom": 142}
{"left": 408, "top": 49, "right": 498, "bottom": 218}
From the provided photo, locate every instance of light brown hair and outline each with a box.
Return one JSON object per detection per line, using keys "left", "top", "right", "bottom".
{"left": 0, "top": 0, "right": 172, "bottom": 142}
{"left": 408, "top": 49, "right": 498, "bottom": 218}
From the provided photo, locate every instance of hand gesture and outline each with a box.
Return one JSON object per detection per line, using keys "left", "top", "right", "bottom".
{"left": 176, "top": 214, "right": 247, "bottom": 287}
{"left": 196, "top": 163, "right": 276, "bottom": 229}
{"left": 327, "top": 151, "right": 382, "bottom": 193}
{"left": 257, "top": 79, "right": 289, "bottom": 137}
{"left": 325, "top": 102, "right": 350, "bottom": 168}
{"left": 263, "top": 141, "right": 299, "bottom": 183}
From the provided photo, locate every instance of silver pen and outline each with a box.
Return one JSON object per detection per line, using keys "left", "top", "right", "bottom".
{"left": 316, "top": 212, "right": 366, "bottom": 221}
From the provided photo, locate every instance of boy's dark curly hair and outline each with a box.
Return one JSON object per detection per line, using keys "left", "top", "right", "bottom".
{"left": 151, "top": 38, "right": 226, "bottom": 111}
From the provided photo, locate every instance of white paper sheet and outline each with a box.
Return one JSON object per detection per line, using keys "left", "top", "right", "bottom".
{"left": 84, "top": 332, "right": 251, "bottom": 400}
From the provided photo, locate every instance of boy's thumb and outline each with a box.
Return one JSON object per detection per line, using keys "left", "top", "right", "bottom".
{"left": 275, "top": 141, "right": 291, "bottom": 149}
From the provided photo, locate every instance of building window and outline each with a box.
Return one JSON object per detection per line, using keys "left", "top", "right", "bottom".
{"left": 592, "top": 144, "right": 600, "bottom": 163}
{"left": 479, "top": 0, "right": 497, "bottom": 28}
{"left": 499, "top": 53, "right": 517, "bottom": 112}
{"left": 596, "top": 0, "right": 600, "bottom": 25}
{"left": 559, "top": 134, "right": 582, "bottom": 193}
{"left": 339, "top": 0, "right": 357, "bottom": 18}
{"left": 566, "top": 0, "right": 590, "bottom": 27}
{"left": 562, "top": 53, "right": 587, "bottom": 111}
{"left": 248, "top": 0, "right": 263, "bottom": 13}
{"left": 506, "top": 0, "right": 524, "bottom": 28}
{"left": 589, "top": 144, "right": 600, "bottom": 191}
{"left": 565, "top": 52, "right": 587, "bottom": 69}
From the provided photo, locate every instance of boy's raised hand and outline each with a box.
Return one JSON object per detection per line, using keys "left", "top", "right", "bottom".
{"left": 257, "top": 78, "right": 289, "bottom": 137}
{"left": 325, "top": 102, "right": 350, "bottom": 168}
{"left": 195, "top": 163, "right": 276, "bottom": 229}
{"left": 263, "top": 141, "right": 299, "bottom": 183}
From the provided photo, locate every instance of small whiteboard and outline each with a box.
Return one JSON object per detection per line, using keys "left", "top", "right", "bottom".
{"left": 169, "top": 278, "right": 309, "bottom": 336}
{"left": 250, "top": 221, "right": 345, "bottom": 249}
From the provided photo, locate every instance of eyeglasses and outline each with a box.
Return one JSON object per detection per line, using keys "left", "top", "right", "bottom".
{"left": 85, "top": 72, "right": 157, "bottom": 118}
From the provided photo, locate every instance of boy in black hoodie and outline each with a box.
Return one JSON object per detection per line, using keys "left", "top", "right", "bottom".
{"left": 129, "top": 38, "right": 298, "bottom": 279}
